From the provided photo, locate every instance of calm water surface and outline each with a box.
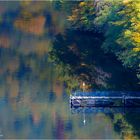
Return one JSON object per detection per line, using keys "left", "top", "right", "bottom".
{"left": 0, "top": 1, "right": 140, "bottom": 139}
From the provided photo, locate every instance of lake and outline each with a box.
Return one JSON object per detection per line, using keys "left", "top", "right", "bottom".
{"left": 0, "top": 1, "right": 140, "bottom": 139}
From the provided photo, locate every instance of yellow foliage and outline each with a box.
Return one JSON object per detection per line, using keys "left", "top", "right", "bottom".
{"left": 124, "top": 133, "right": 138, "bottom": 140}
{"left": 123, "top": 0, "right": 131, "bottom": 4}
{"left": 79, "top": 2, "right": 86, "bottom": 7}
{"left": 67, "top": 15, "right": 77, "bottom": 21}
{"left": 124, "top": 30, "right": 131, "bottom": 37}
{"left": 133, "top": 47, "right": 140, "bottom": 52}
{"left": 132, "top": 32, "right": 140, "bottom": 43}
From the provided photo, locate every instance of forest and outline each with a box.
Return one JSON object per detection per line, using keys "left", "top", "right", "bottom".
{"left": 50, "top": 0, "right": 140, "bottom": 90}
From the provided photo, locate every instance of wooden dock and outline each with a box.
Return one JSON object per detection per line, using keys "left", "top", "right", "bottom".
{"left": 70, "top": 91, "right": 140, "bottom": 107}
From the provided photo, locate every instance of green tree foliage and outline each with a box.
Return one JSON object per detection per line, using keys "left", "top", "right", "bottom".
{"left": 68, "top": 1, "right": 96, "bottom": 31}
{"left": 68, "top": 0, "right": 140, "bottom": 81}
{"left": 100, "top": 0, "right": 140, "bottom": 67}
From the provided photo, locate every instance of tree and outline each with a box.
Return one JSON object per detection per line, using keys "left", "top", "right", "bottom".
{"left": 68, "top": 0, "right": 140, "bottom": 81}
{"left": 98, "top": 0, "right": 140, "bottom": 80}
{"left": 68, "top": 1, "right": 96, "bottom": 31}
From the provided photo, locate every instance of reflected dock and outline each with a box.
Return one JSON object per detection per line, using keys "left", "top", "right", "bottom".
{"left": 70, "top": 106, "right": 140, "bottom": 114}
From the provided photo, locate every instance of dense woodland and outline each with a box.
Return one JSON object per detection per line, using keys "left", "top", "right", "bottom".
{"left": 50, "top": 0, "right": 140, "bottom": 90}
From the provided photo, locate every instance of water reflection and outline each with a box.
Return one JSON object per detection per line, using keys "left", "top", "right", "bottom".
{"left": 71, "top": 106, "right": 140, "bottom": 139}
{"left": 0, "top": 1, "right": 139, "bottom": 139}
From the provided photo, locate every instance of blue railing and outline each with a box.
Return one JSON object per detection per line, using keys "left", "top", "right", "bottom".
{"left": 71, "top": 91, "right": 140, "bottom": 97}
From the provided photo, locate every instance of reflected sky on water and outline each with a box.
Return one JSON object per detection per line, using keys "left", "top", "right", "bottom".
{"left": 0, "top": 1, "right": 139, "bottom": 139}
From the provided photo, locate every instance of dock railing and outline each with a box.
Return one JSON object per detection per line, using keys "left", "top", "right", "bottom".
{"left": 70, "top": 91, "right": 140, "bottom": 107}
